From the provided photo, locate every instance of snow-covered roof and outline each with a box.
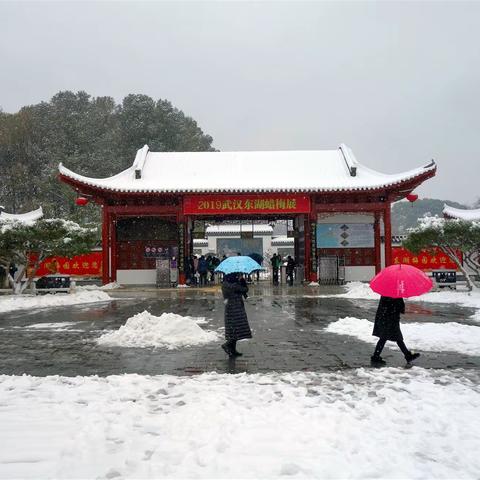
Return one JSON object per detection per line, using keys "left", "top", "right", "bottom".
{"left": 193, "top": 238, "right": 208, "bottom": 246}
{"left": 0, "top": 207, "right": 43, "bottom": 223}
{"left": 443, "top": 205, "right": 480, "bottom": 221}
{"left": 206, "top": 224, "right": 273, "bottom": 235}
{"left": 272, "top": 236, "right": 295, "bottom": 245}
{"left": 392, "top": 235, "right": 408, "bottom": 245}
{"left": 59, "top": 144, "right": 436, "bottom": 194}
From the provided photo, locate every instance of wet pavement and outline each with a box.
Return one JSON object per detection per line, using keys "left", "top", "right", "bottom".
{"left": 0, "top": 284, "right": 479, "bottom": 376}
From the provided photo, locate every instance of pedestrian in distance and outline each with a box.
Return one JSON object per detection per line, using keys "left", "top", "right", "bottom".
{"left": 206, "top": 255, "right": 215, "bottom": 283}
{"left": 286, "top": 255, "right": 296, "bottom": 286}
{"left": 221, "top": 272, "right": 252, "bottom": 358}
{"left": 198, "top": 255, "right": 208, "bottom": 286}
{"left": 371, "top": 296, "right": 421, "bottom": 366}
{"left": 271, "top": 253, "right": 281, "bottom": 285}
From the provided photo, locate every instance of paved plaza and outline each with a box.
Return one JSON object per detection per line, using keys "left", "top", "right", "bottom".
{"left": 0, "top": 284, "right": 479, "bottom": 377}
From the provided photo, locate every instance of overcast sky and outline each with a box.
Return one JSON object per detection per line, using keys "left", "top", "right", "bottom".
{"left": 1, "top": 1, "right": 479, "bottom": 204}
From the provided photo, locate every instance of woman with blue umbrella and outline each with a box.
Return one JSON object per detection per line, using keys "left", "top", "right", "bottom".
{"left": 215, "top": 256, "right": 262, "bottom": 357}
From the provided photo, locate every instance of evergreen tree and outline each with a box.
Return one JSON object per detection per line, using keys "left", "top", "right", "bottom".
{"left": 403, "top": 216, "right": 480, "bottom": 291}
{"left": 392, "top": 198, "right": 467, "bottom": 234}
{"left": 0, "top": 91, "right": 215, "bottom": 222}
{"left": 0, "top": 218, "right": 98, "bottom": 293}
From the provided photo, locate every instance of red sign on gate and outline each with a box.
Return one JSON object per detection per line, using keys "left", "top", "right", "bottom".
{"left": 183, "top": 194, "right": 311, "bottom": 215}
{"left": 392, "top": 247, "right": 461, "bottom": 271}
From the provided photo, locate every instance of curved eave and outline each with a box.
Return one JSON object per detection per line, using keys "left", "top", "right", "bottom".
{"left": 58, "top": 163, "right": 436, "bottom": 196}
{"left": 0, "top": 206, "right": 44, "bottom": 222}
{"left": 443, "top": 204, "right": 480, "bottom": 221}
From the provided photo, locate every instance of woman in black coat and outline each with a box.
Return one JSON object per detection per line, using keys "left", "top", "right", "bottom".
{"left": 221, "top": 273, "right": 252, "bottom": 357}
{"left": 371, "top": 296, "right": 420, "bottom": 365}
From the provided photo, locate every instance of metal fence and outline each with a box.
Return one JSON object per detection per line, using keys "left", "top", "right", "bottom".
{"left": 318, "top": 256, "right": 345, "bottom": 285}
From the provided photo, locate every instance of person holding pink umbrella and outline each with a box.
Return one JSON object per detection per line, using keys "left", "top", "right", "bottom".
{"left": 370, "top": 264, "right": 433, "bottom": 366}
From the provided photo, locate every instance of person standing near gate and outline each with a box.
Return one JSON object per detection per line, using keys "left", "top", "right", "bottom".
{"left": 271, "top": 253, "right": 281, "bottom": 285}
{"left": 286, "top": 255, "right": 296, "bottom": 286}
{"left": 198, "top": 255, "right": 208, "bottom": 286}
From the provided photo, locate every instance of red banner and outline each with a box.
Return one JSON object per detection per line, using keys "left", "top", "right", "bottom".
{"left": 30, "top": 252, "right": 103, "bottom": 277}
{"left": 392, "top": 247, "right": 461, "bottom": 271}
{"left": 184, "top": 194, "right": 311, "bottom": 215}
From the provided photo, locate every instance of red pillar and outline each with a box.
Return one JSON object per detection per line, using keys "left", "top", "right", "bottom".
{"left": 101, "top": 205, "right": 110, "bottom": 285}
{"left": 110, "top": 214, "right": 117, "bottom": 282}
{"left": 177, "top": 207, "right": 187, "bottom": 285}
{"left": 304, "top": 215, "right": 311, "bottom": 282}
{"left": 374, "top": 211, "right": 381, "bottom": 274}
{"left": 309, "top": 212, "right": 318, "bottom": 282}
{"left": 384, "top": 203, "right": 392, "bottom": 267}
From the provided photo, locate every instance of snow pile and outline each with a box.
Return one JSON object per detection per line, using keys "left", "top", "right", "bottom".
{"left": 316, "top": 282, "right": 480, "bottom": 321}
{"left": 0, "top": 369, "right": 479, "bottom": 479}
{"left": 100, "top": 281, "right": 121, "bottom": 290}
{"left": 176, "top": 284, "right": 190, "bottom": 288}
{"left": 97, "top": 311, "right": 219, "bottom": 349}
{"left": 325, "top": 316, "right": 480, "bottom": 356}
{"left": 76, "top": 281, "right": 121, "bottom": 291}
{"left": 337, "top": 281, "right": 379, "bottom": 299}
{"left": 0, "top": 290, "right": 112, "bottom": 314}
{"left": 410, "top": 289, "right": 480, "bottom": 308}
{"left": 308, "top": 281, "right": 320, "bottom": 287}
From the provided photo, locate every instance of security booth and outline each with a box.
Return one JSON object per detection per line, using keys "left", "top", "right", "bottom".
{"left": 59, "top": 144, "right": 436, "bottom": 286}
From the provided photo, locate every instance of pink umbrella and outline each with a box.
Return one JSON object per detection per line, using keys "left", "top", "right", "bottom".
{"left": 370, "top": 264, "right": 433, "bottom": 298}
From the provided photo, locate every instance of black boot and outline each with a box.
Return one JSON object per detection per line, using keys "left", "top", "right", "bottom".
{"left": 222, "top": 342, "right": 233, "bottom": 358}
{"left": 230, "top": 340, "right": 242, "bottom": 357}
{"left": 221, "top": 342, "right": 235, "bottom": 358}
{"left": 405, "top": 352, "right": 421, "bottom": 363}
{"left": 370, "top": 354, "right": 386, "bottom": 366}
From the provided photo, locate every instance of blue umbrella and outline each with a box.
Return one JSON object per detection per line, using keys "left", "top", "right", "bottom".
{"left": 214, "top": 255, "right": 263, "bottom": 275}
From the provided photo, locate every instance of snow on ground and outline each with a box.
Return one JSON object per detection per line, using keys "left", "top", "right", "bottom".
{"left": 326, "top": 317, "right": 480, "bottom": 356}
{"left": 0, "top": 290, "right": 112, "bottom": 314}
{"left": 100, "top": 281, "right": 121, "bottom": 290}
{"left": 20, "top": 322, "right": 79, "bottom": 331}
{"left": 0, "top": 368, "right": 479, "bottom": 479}
{"left": 97, "top": 311, "right": 220, "bottom": 349}
{"left": 310, "top": 282, "right": 480, "bottom": 321}
{"left": 76, "top": 282, "right": 121, "bottom": 291}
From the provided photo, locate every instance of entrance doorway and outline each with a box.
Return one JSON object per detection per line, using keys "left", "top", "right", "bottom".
{"left": 185, "top": 215, "right": 306, "bottom": 286}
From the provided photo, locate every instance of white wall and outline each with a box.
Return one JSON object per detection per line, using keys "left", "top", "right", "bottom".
{"left": 117, "top": 269, "right": 156, "bottom": 285}
{"left": 345, "top": 266, "right": 376, "bottom": 282}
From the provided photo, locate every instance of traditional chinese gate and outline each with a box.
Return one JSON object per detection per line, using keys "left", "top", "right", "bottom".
{"left": 183, "top": 193, "right": 312, "bottom": 284}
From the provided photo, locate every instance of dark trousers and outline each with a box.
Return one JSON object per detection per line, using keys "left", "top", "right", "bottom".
{"left": 199, "top": 272, "right": 207, "bottom": 286}
{"left": 272, "top": 269, "right": 279, "bottom": 285}
{"left": 286, "top": 271, "right": 294, "bottom": 286}
{"left": 374, "top": 337, "right": 410, "bottom": 358}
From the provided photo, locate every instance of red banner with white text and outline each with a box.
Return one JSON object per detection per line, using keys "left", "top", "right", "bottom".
{"left": 184, "top": 194, "right": 311, "bottom": 215}
{"left": 392, "top": 247, "right": 461, "bottom": 271}
{"left": 29, "top": 252, "right": 103, "bottom": 277}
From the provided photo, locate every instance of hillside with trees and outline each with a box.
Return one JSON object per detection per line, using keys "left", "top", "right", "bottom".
{"left": 1, "top": 95, "right": 474, "bottom": 232}
{"left": 391, "top": 198, "right": 470, "bottom": 234}
{"left": 0, "top": 91, "right": 214, "bottom": 222}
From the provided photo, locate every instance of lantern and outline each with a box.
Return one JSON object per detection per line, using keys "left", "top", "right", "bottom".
{"left": 75, "top": 196, "right": 89, "bottom": 206}
{"left": 406, "top": 193, "right": 418, "bottom": 207}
